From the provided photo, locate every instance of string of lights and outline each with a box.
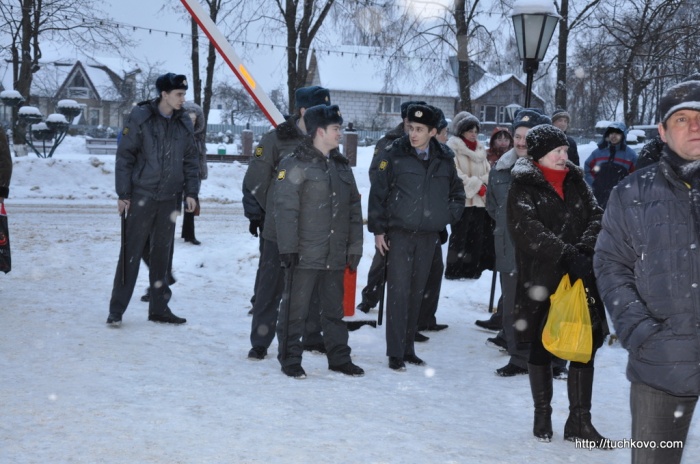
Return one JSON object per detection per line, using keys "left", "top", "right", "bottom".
{"left": 41, "top": 17, "right": 698, "bottom": 73}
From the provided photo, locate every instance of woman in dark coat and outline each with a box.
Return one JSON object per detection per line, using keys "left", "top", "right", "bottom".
{"left": 181, "top": 101, "right": 208, "bottom": 244}
{"left": 507, "top": 124, "right": 609, "bottom": 445}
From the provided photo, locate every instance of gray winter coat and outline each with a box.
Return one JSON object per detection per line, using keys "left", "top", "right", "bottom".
{"left": 595, "top": 150, "right": 700, "bottom": 396}
{"left": 183, "top": 101, "right": 208, "bottom": 180}
{"left": 243, "top": 117, "right": 304, "bottom": 242}
{"left": 274, "top": 140, "right": 363, "bottom": 270}
{"left": 368, "top": 136, "right": 465, "bottom": 235}
{"left": 486, "top": 148, "right": 518, "bottom": 274}
{"left": 115, "top": 100, "right": 200, "bottom": 201}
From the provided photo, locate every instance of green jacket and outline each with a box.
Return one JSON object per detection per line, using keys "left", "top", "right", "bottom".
{"left": 274, "top": 140, "right": 363, "bottom": 270}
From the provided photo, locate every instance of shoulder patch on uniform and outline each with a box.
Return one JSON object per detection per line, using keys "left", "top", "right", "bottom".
{"left": 277, "top": 169, "right": 286, "bottom": 180}
{"left": 379, "top": 160, "right": 388, "bottom": 171}
{"left": 122, "top": 127, "right": 129, "bottom": 136}
{"left": 255, "top": 146, "right": 263, "bottom": 157}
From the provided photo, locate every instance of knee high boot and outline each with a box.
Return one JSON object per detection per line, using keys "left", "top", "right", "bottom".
{"left": 564, "top": 366, "right": 609, "bottom": 447}
{"left": 528, "top": 363, "right": 553, "bottom": 441}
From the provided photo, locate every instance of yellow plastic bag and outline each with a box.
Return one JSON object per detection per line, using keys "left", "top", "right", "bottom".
{"left": 542, "top": 274, "right": 593, "bottom": 363}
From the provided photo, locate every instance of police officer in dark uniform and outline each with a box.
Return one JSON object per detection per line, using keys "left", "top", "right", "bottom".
{"left": 356, "top": 100, "right": 426, "bottom": 314}
{"left": 368, "top": 104, "right": 465, "bottom": 370}
{"left": 106, "top": 72, "right": 199, "bottom": 326}
{"left": 243, "top": 86, "right": 330, "bottom": 360}
{"left": 274, "top": 104, "right": 364, "bottom": 379}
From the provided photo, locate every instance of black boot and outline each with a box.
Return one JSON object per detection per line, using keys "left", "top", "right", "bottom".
{"left": 528, "top": 363, "right": 553, "bottom": 442}
{"left": 564, "top": 366, "right": 610, "bottom": 447}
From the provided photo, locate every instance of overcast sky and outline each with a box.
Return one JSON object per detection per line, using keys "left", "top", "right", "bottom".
{"left": 96, "top": 0, "right": 287, "bottom": 99}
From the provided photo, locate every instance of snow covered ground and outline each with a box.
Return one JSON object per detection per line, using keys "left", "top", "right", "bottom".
{"left": 1, "top": 136, "right": 696, "bottom": 464}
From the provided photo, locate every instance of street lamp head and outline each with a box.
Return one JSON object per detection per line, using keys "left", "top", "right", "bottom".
{"left": 511, "top": 0, "right": 560, "bottom": 73}
{"left": 505, "top": 103, "right": 523, "bottom": 122}
{"left": 0, "top": 90, "right": 25, "bottom": 108}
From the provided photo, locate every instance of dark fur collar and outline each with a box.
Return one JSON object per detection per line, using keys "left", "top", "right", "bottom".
{"left": 277, "top": 116, "right": 304, "bottom": 141}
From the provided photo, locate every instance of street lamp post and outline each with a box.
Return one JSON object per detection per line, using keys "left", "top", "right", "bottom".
{"left": 510, "top": 0, "right": 560, "bottom": 107}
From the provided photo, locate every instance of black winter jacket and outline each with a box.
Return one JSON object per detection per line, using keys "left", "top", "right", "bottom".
{"left": 369, "top": 122, "right": 404, "bottom": 183}
{"left": 242, "top": 117, "right": 304, "bottom": 242}
{"left": 508, "top": 158, "right": 607, "bottom": 346}
{"left": 115, "top": 100, "right": 199, "bottom": 201}
{"left": 274, "top": 140, "right": 363, "bottom": 270}
{"left": 368, "top": 136, "right": 465, "bottom": 235}
{"left": 595, "top": 150, "right": 700, "bottom": 396}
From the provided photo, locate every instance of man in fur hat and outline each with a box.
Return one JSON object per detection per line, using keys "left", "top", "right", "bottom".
{"left": 369, "top": 104, "right": 465, "bottom": 371}
{"left": 107, "top": 72, "right": 199, "bottom": 326}
{"left": 274, "top": 104, "right": 364, "bottom": 379}
{"left": 243, "top": 86, "right": 330, "bottom": 360}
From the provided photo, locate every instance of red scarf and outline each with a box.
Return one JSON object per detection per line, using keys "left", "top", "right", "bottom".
{"left": 536, "top": 163, "right": 569, "bottom": 200}
{"left": 461, "top": 136, "right": 478, "bottom": 152}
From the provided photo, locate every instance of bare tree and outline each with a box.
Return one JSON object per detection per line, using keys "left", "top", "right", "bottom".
{"left": 213, "top": 80, "right": 265, "bottom": 125}
{"left": 591, "top": 0, "right": 693, "bottom": 125}
{"left": 0, "top": 0, "right": 133, "bottom": 143}
{"left": 553, "top": 0, "right": 603, "bottom": 110}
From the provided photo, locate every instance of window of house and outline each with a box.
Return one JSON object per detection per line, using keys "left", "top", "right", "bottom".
{"left": 67, "top": 72, "right": 90, "bottom": 99}
{"left": 89, "top": 108, "right": 100, "bottom": 126}
{"left": 379, "top": 96, "right": 402, "bottom": 114}
{"left": 479, "top": 105, "right": 497, "bottom": 122}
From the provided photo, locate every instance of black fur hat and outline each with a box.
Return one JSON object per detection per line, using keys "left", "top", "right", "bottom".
{"left": 401, "top": 100, "right": 427, "bottom": 119}
{"left": 526, "top": 124, "right": 569, "bottom": 162}
{"left": 513, "top": 108, "right": 551, "bottom": 131}
{"left": 304, "top": 104, "right": 343, "bottom": 135}
{"left": 406, "top": 104, "right": 437, "bottom": 129}
{"left": 295, "top": 86, "right": 331, "bottom": 110}
{"left": 155, "top": 73, "right": 188, "bottom": 93}
{"left": 429, "top": 106, "right": 448, "bottom": 131}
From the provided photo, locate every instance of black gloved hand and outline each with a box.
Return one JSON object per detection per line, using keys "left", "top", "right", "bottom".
{"left": 567, "top": 252, "right": 593, "bottom": 283}
{"left": 279, "top": 253, "right": 299, "bottom": 269}
{"left": 439, "top": 229, "right": 448, "bottom": 245}
{"left": 347, "top": 254, "right": 362, "bottom": 272}
{"left": 249, "top": 219, "right": 261, "bottom": 237}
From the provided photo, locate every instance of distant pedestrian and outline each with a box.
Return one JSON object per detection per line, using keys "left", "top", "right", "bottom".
{"left": 445, "top": 111, "right": 490, "bottom": 280}
{"left": 551, "top": 109, "right": 579, "bottom": 166}
{"left": 180, "top": 101, "right": 208, "bottom": 245}
{"left": 107, "top": 72, "right": 199, "bottom": 326}
{"left": 584, "top": 122, "right": 637, "bottom": 208}
{"left": 486, "top": 126, "right": 513, "bottom": 167}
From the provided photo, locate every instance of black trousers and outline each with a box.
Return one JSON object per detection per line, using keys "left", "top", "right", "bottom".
{"left": 277, "top": 268, "right": 351, "bottom": 368}
{"left": 109, "top": 194, "right": 179, "bottom": 317}
{"left": 249, "top": 238, "right": 323, "bottom": 349}
{"left": 385, "top": 230, "right": 438, "bottom": 358}
{"left": 445, "top": 207, "right": 487, "bottom": 279}
{"left": 181, "top": 210, "right": 196, "bottom": 240}
{"left": 417, "top": 240, "right": 444, "bottom": 329}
